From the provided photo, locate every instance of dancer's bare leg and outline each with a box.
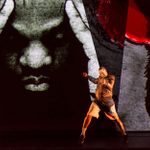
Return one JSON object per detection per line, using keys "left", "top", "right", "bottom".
{"left": 80, "top": 102, "right": 100, "bottom": 143}
{"left": 81, "top": 115, "right": 93, "bottom": 141}
{"left": 105, "top": 105, "right": 127, "bottom": 143}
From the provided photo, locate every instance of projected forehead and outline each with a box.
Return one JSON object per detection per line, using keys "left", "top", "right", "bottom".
{"left": 12, "top": 0, "right": 66, "bottom": 37}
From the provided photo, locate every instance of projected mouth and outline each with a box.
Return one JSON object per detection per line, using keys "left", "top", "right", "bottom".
{"left": 22, "top": 75, "right": 50, "bottom": 91}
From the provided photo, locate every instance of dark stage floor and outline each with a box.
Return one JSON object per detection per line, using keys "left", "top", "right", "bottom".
{"left": 0, "top": 131, "right": 150, "bottom": 150}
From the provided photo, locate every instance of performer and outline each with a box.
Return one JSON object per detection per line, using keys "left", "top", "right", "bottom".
{"left": 80, "top": 66, "right": 127, "bottom": 144}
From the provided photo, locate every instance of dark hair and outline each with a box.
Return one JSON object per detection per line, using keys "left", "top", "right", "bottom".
{"left": 99, "top": 66, "right": 107, "bottom": 71}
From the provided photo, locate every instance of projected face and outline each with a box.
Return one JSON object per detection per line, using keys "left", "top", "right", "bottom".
{"left": 0, "top": 0, "right": 69, "bottom": 92}
{"left": 0, "top": 0, "right": 94, "bottom": 131}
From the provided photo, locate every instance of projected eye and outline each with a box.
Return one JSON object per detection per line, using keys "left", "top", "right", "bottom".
{"left": 56, "top": 33, "right": 63, "bottom": 39}
{"left": 41, "top": 31, "right": 66, "bottom": 50}
{"left": 0, "top": 27, "right": 29, "bottom": 52}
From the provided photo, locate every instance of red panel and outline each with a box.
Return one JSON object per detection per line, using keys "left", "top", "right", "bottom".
{"left": 96, "top": 0, "right": 128, "bottom": 47}
{"left": 97, "top": 0, "right": 150, "bottom": 44}
{"left": 126, "top": 0, "right": 150, "bottom": 44}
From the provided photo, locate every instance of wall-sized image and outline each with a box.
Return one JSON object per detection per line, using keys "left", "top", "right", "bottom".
{"left": 0, "top": 0, "right": 99, "bottom": 133}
